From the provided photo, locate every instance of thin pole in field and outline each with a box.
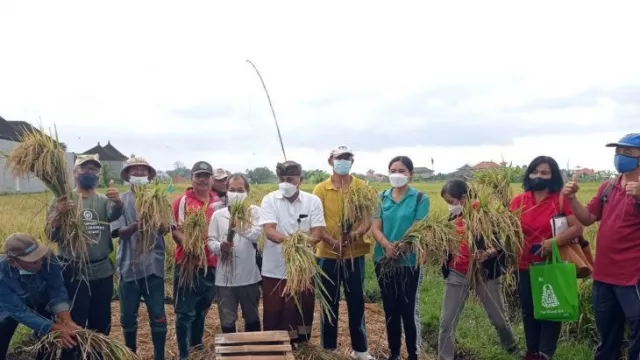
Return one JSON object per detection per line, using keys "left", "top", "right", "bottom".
{"left": 246, "top": 59, "right": 287, "bottom": 161}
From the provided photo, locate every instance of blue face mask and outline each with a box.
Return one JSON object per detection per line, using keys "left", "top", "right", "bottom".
{"left": 614, "top": 154, "right": 640, "bottom": 174}
{"left": 333, "top": 160, "right": 352, "bottom": 175}
{"left": 77, "top": 173, "right": 99, "bottom": 189}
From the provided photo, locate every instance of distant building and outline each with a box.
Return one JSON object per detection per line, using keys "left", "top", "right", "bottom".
{"left": 414, "top": 167, "right": 435, "bottom": 179}
{"left": 80, "top": 141, "right": 128, "bottom": 178}
{"left": 447, "top": 164, "right": 475, "bottom": 180}
{"left": 0, "top": 116, "right": 75, "bottom": 193}
{"left": 573, "top": 167, "right": 596, "bottom": 177}
{"left": 472, "top": 161, "right": 501, "bottom": 170}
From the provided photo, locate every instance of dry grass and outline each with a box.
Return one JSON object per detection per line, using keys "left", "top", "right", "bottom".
{"left": 29, "top": 328, "right": 138, "bottom": 360}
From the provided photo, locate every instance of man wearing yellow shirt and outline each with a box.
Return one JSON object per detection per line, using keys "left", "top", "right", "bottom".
{"left": 313, "top": 145, "right": 374, "bottom": 360}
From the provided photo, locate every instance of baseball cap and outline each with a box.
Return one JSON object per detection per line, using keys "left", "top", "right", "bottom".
{"left": 121, "top": 157, "right": 157, "bottom": 181}
{"left": 213, "top": 168, "right": 228, "bottom": 180}
{"left": 276, "top": 161, "right": 303, "bottom": 177}
{"left": 329, "top": 145, "right": 354, "bottom": 158}
{"left": 606, "top": 134, "right": 640, "bottom": 148}
{"left": 2, "top": 233, "right": 49, "bottom": 262}
{"left": 75, "top": 154, "right": 102, "bottom": 168}
{"left": 191, "top": 161, "right": 214, "bottom": 175}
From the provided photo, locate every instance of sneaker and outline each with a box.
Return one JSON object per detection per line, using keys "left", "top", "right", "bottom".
{"left": 351, "top": 351, "right": 376, "bottom": 360}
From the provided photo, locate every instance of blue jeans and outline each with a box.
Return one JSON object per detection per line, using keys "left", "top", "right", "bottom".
{"left": 120, "top": 275, "right": 167, "bottom": 360}
{"left": 593, "top": 280, "right": 640, "bottom": 360}
{"left": 173, "top": 266, "right": 216, "bottom": 360}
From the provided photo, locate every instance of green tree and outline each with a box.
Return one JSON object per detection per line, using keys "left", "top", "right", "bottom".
{"left": 98, "top": 163, "right": 117, "bottom": 187}
{"left": 303, "top": 169, "right": 330, "bottom": 184}
{"left": 246, "top": 167, "right": 277, "bottom": 184}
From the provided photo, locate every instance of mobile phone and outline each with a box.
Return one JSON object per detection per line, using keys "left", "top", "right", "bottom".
{"left": 530, "top": 244, "right": 543, "bottom": 255}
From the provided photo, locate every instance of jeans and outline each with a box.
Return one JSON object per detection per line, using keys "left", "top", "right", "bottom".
{"left": 173, "top": 266, "right": 216, "bottom": 360}
{"left": 120, "top": 275, "right": 167, "bottom": 360}
{"left": 217, "top": 283, "right": 261, "bottom": 333}
{"left": 318, "top": 256, "right": 368, "bottom": 352}
{"left": 375, "top": 264, "right": 423, "bottom": 359}
{"left": 593, "top": 280, "right": 640, "bottom": 360}
{"left": 61, "top": 267, "right": 113, "bottom": 360}
{"left": 518, "top": 269, "right": 562, "bottom": 357}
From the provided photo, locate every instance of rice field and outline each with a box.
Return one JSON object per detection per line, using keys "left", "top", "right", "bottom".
{"left": 2, "top": 181, "right": 604, "bottom": 359}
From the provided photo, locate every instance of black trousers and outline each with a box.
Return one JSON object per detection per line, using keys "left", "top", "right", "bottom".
{"left": 61, "top": 267, "right": 114, "bottom": 360}
{"left": 375, "top": 264, "right": 423, "bottom": 358}
{"left": 518, "top": 269, "right": 562, "bottom": 357}
{"left": 0, "top": 308, "right": 52, "bottom": 360}
{"left": 593, "top": 280, "right": 640, "bottom": 360}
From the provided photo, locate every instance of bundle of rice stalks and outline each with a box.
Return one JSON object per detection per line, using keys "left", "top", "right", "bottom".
{"left": 281, "top": 231, "right": 334, "bottom": 322}
{"left": 177, "top": 205, "right": 209, "bottom": 289}
{"left": 473, "top": 165, "right": 519, "bottom": 207}
{"left": 341, "top": 185, "right": 379, "bottom": 232}
{"left": 132, "top": 183, "right": 173, "bottom": 255}
{"left": 229, "top": 198, "right": 253, "bottom": 233}
{"left": 294, "top": 343, "right": 353, "bottom": 360}
{"left": 29, "top": 329, "right": 139, "bottom": 359}
{"left": 378, "top": 211, "right": 459, "bottom": 271}
{"left": 4, "top": 125, "right": 93, "bottom": 264}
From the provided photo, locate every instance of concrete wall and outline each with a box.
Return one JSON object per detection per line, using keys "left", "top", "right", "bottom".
{"left": 0, "top": 139, "right": 76, "bottom": 194}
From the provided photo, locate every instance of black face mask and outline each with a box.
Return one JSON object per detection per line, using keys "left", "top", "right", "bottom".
{"left": 529, "top": 177, "right": 551, "bottom": 191}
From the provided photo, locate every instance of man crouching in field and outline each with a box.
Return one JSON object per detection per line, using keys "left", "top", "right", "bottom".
{"left": 0, "top": 233, "right": 80, "bottom": 359}
{"left": 47, "top": 154, "right": 124, "bottom": 360}
{"left": 111, "top": 157, "right": 167, "bottom": 360}
{"left": 171, "top": 161, "right": 220, "bottom": 360}
{"left": 259, "top": 161, "right": 325, "bottom": 343}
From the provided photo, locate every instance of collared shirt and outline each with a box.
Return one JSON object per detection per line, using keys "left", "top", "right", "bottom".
{"left": 172, "top": 188, "right": 220, "bottom": 267}
{"left": 112, "top": 191, "right": 165, "bottom": 283}
{"left": 313, "top": 176, "right": 372, "bottom": 259}
{"left": 259, "top": 190, "right": 325, "bottom": 279}
{"left": 373, "top": 187, "right": 430, "bottom": 266}
{"left": 586, "top": 177, "right": 640, "bottom": 286}
{"left": 509, "top": 191, "right": 573, "bottom": 270}
{"left": 0, "top": 256, "right": 70, "bottom": 336}
{"left": 48, "top": 193, "right": 123, "bottom": 281}
{"left": 207, "top": 205, "right": 262, "bottom": 287}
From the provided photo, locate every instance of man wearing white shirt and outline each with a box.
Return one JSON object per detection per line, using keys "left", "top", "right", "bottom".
{"left": 208, "top": 174, "right": 262, "bottom": 334}
{"left": 259, "top": 161, "right": 326, "bottom": 342}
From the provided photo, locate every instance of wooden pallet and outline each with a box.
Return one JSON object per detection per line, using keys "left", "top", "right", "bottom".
{"left": 214, "top": 330, "right": 294, "bottom": 360}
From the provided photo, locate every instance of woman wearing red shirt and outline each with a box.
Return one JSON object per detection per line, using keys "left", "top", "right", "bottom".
{"left": 438, "top": 179, "right": 517, "bottom": 360}
{"left": 509, "top": 156, "right": 582, "bottom": 360}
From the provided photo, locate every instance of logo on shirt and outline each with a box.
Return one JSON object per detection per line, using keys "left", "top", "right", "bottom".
{"left": 83, "top": 210, "right": 93, "bottom": 220}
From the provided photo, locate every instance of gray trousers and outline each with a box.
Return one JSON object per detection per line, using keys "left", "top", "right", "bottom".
{"left": 217, "top": 283, "right": 261, "bottom": 333}
{"left": 438, "top": 271, "right": 516, "bottom": 360}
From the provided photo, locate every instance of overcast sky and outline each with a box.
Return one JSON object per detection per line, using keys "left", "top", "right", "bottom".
{"left": 1, "top": 1, "right": 639, "bottom": 175}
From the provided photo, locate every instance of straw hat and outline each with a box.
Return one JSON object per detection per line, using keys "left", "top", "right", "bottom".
{"left": 121, "top": 156, "right": 157, "bottom": 181}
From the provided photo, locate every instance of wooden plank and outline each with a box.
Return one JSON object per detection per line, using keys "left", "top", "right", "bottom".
{"left": 215, "top": 331, "right": 291, "bottom": 345}
{"left": 217, "top": 355, "right": 289, "bottom": 360}
{"left": 215, "top": 345, "right": 292, "bottom": 354}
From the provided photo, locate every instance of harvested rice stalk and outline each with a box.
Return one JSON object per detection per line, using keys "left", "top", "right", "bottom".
{"left": 177, "top": 205, "right": 209, "bottom": 289}
{"left": 342, "top": 185, "right": 379, "bottom": 232}
{"left": 379, "top": 211, "right": 459, "bottom": 271}
{"left": 4, "top": 125, "right": 93, "bottom": 265}
{"left": 28, "top": 328, "right": 139, "bottom": 359}
{"left": 473, "top": 166, "right": 519, "bottom": 207}
{"left": 132, "top": 183, "right": 173, "bottom": 255}
{"left": 228, "top": 198, "right": 253, "bottom": 233}
{"left": 281, "top": 231, "right": 335, "bottom": 322}
{"left": 294, "top": 343, "right": 353, "bottom": 360}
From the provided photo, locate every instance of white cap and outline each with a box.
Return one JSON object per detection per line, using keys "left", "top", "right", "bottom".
{"left": 329, "top": 145, "right": 354, "bottom": 158}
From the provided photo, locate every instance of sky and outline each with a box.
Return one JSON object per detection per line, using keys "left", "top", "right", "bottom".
{"left": 1, "top": 1, "right": 640, "bottom": 175}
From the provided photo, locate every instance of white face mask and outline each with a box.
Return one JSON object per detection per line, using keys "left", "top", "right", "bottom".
{"left": 278, "top": 182, "right": 298, "bottom": 198}
{"left": 227, "top": 192, "right": 248, "bottom": 204}
{"left": 129, "top": 176, "right": 149, "bottom": 186}
{"left": 448, "top": 203, "right": 463, "bottom": 216}
{"left": 389, "top": 173, "right": 409, "bottom": 188}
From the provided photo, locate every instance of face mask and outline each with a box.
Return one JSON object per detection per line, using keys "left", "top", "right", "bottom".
{"left": 77, "top": 173, "right": 99, "bottom": 189}
{"left": 216, "top": 190, "right": 227, "bottom": 198}
{"left": 448, "top": 203, "right": 463, "bottom": 216}
{"left": 333, "top": 160, "right": 353, "bottom": 175}
{"left": 529, "top": 177, "right": 551, "bottom": 191}
{"left": 129, "top": 176, "right": 149, "bottom": 186}
{"left": 614, "top": 154, "right": 640, "bottom": 174}
{"left": 279, "top": 182, "right": 298, "bottom": 198}
{"left": 389, "top": 173, "right": 409, "bottom": 188}
{"left": 227, "top": 192, "right": 248, "bottom": 204}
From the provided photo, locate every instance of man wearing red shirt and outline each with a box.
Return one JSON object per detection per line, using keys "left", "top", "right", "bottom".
{"left": 171, "top": 161, "right": 220, "bottom": 360}
{"left": 564, "top": 134, "right": 640, "bottom": 360}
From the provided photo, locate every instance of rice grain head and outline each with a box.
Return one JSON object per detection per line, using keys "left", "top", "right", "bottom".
{"left": 177, "top": 204, "right": 209, "bottom": 289}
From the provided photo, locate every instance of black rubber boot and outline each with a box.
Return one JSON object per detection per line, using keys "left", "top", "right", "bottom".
{"left": 151, "top": 331, "right": 166, "bottom": 360}
{"left": 124, "top": 330, "right": 137, "bottom": 354}
{"left": 221, "top": 324, "right": 237, "bottom": 334}
{"left": 244, "top": 321, "right": 261, "bottom": 332}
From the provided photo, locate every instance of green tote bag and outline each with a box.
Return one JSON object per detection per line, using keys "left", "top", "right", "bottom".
{"left": 529, "top": 241, "right": 579, "bottom": 322}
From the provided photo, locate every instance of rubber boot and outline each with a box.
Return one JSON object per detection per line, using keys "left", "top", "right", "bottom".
{"left": 221, "top": 324, "right": 237, "bottom": 334}
{"left": 124, "top": 330, "right": 137, "bottom": 354}
{"left": 244, "top": 321, "right": 261, "bottom": 332}
{"left": 151, "top": 330, "right": 167, "bottom": 360}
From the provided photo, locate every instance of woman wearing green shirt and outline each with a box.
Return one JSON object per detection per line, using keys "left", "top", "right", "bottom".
{"left": 371, "top": 156, "right": 430, "bottom": 360}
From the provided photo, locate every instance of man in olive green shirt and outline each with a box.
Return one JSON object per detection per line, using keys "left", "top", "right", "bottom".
{"left": 47, "top": 154, "right": 123, "bottom": 360}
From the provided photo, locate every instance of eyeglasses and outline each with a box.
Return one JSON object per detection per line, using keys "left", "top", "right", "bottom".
{"left": 80, "top": 166, "right": 100, "bottom": 174}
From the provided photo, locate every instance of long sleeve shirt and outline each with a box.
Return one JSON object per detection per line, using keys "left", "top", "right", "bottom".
{"left": 207, "top": 205, "right": 262, "bottom": 287}
{"left": 0, "top": 257, "right": 70, "bottom": 336}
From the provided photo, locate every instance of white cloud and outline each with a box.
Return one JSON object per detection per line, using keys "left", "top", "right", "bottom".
{"left": 1, "top": 0, "right": 639, "bottom": 176}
